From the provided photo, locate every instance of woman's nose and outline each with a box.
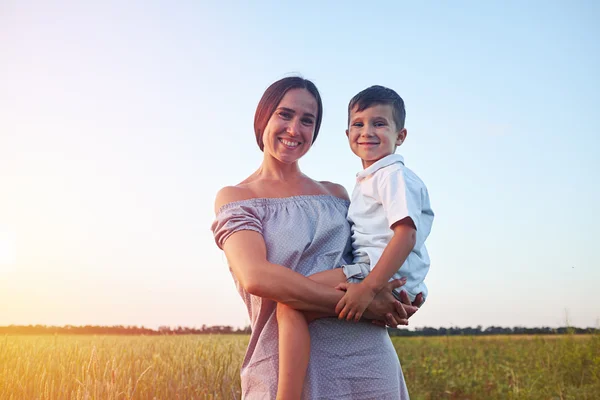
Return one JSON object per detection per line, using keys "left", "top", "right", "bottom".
{"left": 286, "top": 119, "right": 300, "bottom": 136}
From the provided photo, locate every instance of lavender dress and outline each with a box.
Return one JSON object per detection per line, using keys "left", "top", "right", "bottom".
{"left": 212, "top": 195, "right": 409, "bottom": 399}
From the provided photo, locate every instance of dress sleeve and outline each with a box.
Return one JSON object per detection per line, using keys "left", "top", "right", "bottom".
{"left": 211, "top": 203, "right": 263, "bottom": 250}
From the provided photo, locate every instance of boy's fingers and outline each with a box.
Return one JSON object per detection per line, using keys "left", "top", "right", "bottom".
{"left": 398, "top": 319, "right": 409, "bottom": 326}
{"left": 335, "top": 283, "right": 348, "bottom": 291}
{"left": 335, "top": 298, "right": 346, "bottom": 314}
{"left": 346, "top": 310, "right": 355, "bottom": 321}
{"left": 338, "top": 305, "right": 349, "bottom": 320}
{"left": 354, "top": 312, "right": 362, "bottom": 322}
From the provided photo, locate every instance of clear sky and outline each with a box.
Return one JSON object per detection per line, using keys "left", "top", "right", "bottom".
{"left": 1, "top": 1, "right": 599, "bottom": 330}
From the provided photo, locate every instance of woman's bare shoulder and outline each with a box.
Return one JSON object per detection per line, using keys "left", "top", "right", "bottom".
{"left": 214, "top": 185, "right": 256, "bottom": 214}
{"left": 318, "top": 181, "right": 350, "bottom": 201}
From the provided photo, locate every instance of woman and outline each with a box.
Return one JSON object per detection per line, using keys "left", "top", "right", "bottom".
{"left": 212, "top": 76, "right": 418, "bottom": 399}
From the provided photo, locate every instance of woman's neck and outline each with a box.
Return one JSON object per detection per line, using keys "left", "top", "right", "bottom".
{"left": 254, "top": 154, "right": 304, "bottom": 181}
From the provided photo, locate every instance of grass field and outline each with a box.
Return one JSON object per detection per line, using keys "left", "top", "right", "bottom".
{"left": 1, "top": 334, "right": 598, "bottom": 399}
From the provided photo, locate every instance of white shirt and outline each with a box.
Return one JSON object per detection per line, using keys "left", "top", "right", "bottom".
{"left": 348, "top": 154, "right": 434, "bottom": 300}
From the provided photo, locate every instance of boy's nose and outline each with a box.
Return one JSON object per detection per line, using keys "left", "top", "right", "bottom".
{"left": 360, "top": 128, "right": 374, "bottom": 137}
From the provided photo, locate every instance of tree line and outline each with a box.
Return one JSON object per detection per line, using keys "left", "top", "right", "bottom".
{"left": 388, "top": 325, "right": 599, "bottom": 336}
{"left": 0, "top": 325, "right": 251, "bottom": 335}
{"left": 1, "top": 324, "right": 598, "bottom": 336}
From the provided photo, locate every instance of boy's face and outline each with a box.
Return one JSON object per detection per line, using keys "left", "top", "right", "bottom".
{"left": 346, "top": 104, "right": 407, "bottom": 168}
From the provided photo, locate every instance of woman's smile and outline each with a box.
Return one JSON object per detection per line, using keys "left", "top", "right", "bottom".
{"left": 279, "top": 138, "right": 301, "bottom": 148}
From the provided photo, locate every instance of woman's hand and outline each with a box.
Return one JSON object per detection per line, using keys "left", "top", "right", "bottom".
{"left": 399, "top": 290, "right": 424, "bottom": 309}
{"left": 363, "top": 279, "right": 418, "bottom": 326}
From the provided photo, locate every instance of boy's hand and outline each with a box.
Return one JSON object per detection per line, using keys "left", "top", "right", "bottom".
{"left": 334, "top": 282, "right": 378, "bottom": 322}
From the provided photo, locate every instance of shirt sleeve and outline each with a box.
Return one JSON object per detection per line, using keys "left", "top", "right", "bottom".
{"left": 377, "top": 169, "right": 422, "bottom": 230}
{"left": 211, "top": 203, "right": 263, "bottom": 250}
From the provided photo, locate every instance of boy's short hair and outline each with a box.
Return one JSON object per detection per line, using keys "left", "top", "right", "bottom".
{"left": 348, "top": 85, "right": 406, "bottom": 130}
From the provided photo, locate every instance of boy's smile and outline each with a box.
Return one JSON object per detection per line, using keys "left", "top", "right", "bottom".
{"left": 346, "top": 104, "right": 407, "bottom": 169}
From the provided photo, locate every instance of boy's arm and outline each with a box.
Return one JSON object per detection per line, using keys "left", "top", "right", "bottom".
{"left": 362, "top": 217, "right": 416, "bottom": 293}
{"left": 336, "top": 218, "right": 416, "bottom": 321}
{"left": 366, "top": 168, "right": 422, "bottom": 294}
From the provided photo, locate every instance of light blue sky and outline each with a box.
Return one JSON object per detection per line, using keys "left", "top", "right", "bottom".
{"left": 1, "top": 1, "right": 598, "bottom": 329}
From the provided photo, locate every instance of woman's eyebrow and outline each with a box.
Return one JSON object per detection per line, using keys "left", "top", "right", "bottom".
{"left": 278, "top": 107, "right": 296, "bottom": 114}
{"left": 278, "top": 107, "right": 316, "bottom": 119}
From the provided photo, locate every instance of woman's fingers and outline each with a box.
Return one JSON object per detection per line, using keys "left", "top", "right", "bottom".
{"left": 395, "top": 294, "right": 419, "bottom": 319}
{"left": 405, "top": 304, "right": 419, "bottom": 318}
{"left": 399, "top": 290, "right": 411, "bottom": 305}
{"left": 385, "top": 313, "right": 399, "bottom": 327}
{"left": 394, "top": 301, "right": 408, "bottom": 320}
{"left": 371, "top": 319, "right": 386, "bottom": 327}
{"left": 335, "top": 283, "right": 348, "bottom": 291}
{"left": 399, "top": 290, "right": 424, "bottom": 309}
{"left": 387, "top": 278, "right": 407, "bottom": 292}
{"left": 413, "top": 292, "right": 424, "bottom": 307}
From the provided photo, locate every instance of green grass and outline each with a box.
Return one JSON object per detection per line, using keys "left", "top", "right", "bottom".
{"left": 1, "top": 334, "right": 598, "bottom": 399}
{"left": 397, "top": 335, "right": 600, "bottom": 399}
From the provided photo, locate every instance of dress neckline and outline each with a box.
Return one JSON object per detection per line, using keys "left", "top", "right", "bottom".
{"left": 216, "top": 194, "right": 349, "bottom": 215}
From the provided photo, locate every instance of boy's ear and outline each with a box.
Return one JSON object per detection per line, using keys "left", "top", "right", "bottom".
{"left": 345, "top": 129, "right": 350, "bottom": 137}
{"left": 396, "top": 128, "right": 407, "bottom": 146}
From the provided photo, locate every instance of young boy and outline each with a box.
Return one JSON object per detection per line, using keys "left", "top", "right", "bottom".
{"left": 276, "top": 85, "right": 434, "bottom": 399}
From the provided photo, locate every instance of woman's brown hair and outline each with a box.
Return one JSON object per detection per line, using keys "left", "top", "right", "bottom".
{"left": 254, "top": 76, "right": 323, "bottom": 151}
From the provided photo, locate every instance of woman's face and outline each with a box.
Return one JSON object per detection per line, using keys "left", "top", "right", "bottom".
{"left": 262, "top": 88, "right": 319, "bottom": 164}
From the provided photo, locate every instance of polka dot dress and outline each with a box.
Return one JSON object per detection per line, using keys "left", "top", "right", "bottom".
{"left": 212, "top": 196, "right": 409, "bottom": 399}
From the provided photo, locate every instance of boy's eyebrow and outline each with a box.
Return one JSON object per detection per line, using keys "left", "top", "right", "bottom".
{"left": 278, "top": 107, "right": 316, "bottom": 119}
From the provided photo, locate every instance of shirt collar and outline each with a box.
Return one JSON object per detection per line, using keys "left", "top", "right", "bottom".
{"left": 356, "top": 154, "right": 404, "bottom": 181}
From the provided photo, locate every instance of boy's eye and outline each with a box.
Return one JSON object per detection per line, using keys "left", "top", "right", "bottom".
{"left": 352, "top": 122, "right": 363, "bottom": 127}
{"left": 374, "top": 121, "right": 386, "bottom": 127}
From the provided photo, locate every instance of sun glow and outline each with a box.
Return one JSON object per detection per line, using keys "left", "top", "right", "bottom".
{"left": 0, "top": 229, "right": 17, "bottom": 274}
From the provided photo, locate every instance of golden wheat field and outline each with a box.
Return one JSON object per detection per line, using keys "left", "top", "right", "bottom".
{"left": 1, "top": 334, "right": 598, "bottom": 400}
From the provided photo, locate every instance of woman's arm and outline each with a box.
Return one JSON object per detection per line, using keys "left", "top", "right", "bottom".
{"left": 223, "top": 230, "right": 343, "bottom": 314}
{"left": 216, "top": 185, "right": 343, "bottom": 313}
{"left": 216, "top": 186, "right": 417, "bottom": 322}
{"left": 223, "top": 230, "right": 416, "bottom": 324}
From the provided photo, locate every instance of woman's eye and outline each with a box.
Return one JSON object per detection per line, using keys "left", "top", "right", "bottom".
{"left": 301, "top": 118, "right": 314, "bottom": 125}
{"left": 279, "top": 111, "right": 292, "bottom": 119}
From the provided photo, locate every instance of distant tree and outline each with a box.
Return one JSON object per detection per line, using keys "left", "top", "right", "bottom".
{"left": 1, "top": 324, "right": 597, "bottom": 336}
